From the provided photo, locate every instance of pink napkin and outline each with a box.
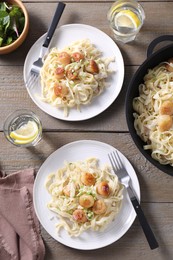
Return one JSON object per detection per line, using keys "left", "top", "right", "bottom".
{"left": 0, "top": 169, "right": 45, "bottom": 260}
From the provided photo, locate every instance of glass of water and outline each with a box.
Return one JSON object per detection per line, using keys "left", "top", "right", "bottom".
{"left": 3, "top": 109, "right": 42, "bottom": 147}
{"left": 107, "top": 0, "right": 145, "bottom": 43}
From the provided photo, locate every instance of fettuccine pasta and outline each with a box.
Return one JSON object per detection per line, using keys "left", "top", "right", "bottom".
{"left": 45, "top": 158, "right": 123, "bottom": 237}
{"left": 40, "top": 39, "right": 114, "bottom": 116}
{"left": 133, "top": 59, "right": 173, "bottom": 165}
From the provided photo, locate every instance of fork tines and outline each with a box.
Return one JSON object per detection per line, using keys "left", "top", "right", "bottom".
{"left": 25, "top": 73, "right": 39, "bottom": 89}
{"left": 108, "top": 150, "right": 125, "bottom": 171}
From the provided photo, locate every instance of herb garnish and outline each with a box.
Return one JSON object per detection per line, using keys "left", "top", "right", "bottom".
{"left": 0, "top": 1, "right": 25, "bottom": 47}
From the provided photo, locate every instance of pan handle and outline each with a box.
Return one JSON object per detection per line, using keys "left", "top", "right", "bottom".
{"left": 147, "top": 35, "right": 173, "bottom": 57}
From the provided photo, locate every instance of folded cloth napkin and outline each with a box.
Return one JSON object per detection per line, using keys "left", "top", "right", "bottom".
{"left": 0, "top": 169, "right": 45, "bottom": 260}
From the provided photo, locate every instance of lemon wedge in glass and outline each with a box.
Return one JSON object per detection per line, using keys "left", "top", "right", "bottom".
{"left": 114, "top": 10, "right": 141, "bottom": 29}
{"left": 10, "top": 121, "right": 39, "bottom": 144}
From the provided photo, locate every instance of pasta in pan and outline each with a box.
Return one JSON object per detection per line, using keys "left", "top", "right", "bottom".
{"left": 45, "top": 158, "right": 123, "bottom": 237}
{"left": 133, "top": 58, "right": 173, "bottom": 165}
{"left": 40, "top": 39, "right": 114, "bottom": 117}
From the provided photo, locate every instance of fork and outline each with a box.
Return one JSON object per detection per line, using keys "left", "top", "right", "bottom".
{"left": 25, "top": 2, "right": 66, "bottom": 89}
{"left": 108, "top": 150, "right": 159, "bottom": 250}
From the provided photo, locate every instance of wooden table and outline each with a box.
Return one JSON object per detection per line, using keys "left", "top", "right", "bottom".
{"left": 1, "top": 0, "right": 173, "bottom": 259}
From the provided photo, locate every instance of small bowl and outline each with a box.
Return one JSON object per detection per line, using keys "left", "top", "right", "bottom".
{"left": 0, "top": 0, "right": 29, "bottom": 54}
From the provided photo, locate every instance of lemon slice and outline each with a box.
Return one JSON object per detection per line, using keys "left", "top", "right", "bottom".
{"left": 10, "top": 121, "right": 39, "bottom": 144}
{"left": 114, "top": 10, "right": 141, "bottom": 29}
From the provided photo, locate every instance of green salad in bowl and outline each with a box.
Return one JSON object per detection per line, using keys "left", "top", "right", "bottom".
{"left": 0, "top": 0, "right": 29, "bottom": 54}
{"left": 0, "top": 1, "right": 25, "bottom": 46}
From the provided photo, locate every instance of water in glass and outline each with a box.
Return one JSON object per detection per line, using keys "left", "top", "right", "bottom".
{"left": 107, "top": 0, "right": 145, "bottom": 43}
{"left": 3, "top": 109, "right": 42, "bottom": 147}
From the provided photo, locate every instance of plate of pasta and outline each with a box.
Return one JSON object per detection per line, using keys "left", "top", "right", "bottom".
{"left": 23, "top": 24, "right": 124, "bottom": 121}
{"left": 33, "top": 140, "right": 140, "bottom": 250}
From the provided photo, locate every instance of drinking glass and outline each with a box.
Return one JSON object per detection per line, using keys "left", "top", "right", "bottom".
{"left": 3, "top": 109, "right": 42, "bottom": 147}
{"left": 107, "top": 0, "right": 145, "bottom": 43}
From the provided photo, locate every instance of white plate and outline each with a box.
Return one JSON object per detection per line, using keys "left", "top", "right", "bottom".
{"left": 33, "top": 140, "right": 140, "bottom": 250}
{"left": 24, "top": 24, "right": 124, "bottom": 121}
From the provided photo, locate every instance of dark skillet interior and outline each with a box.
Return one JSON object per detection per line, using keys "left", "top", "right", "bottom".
{"left": 125, "top": 43, "right": 173, "bottom": 176}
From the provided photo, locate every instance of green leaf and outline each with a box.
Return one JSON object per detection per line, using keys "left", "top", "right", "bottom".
{"left": 4, "top": 18, "right": 10, "bottom": 34}
{"left": 0, "top": 3, "right": 6, "bottom": 11}
{"left": 6, "top": 36, "right": 13, "bottom": 45}
{"left": 0, "top": 10, "right": 10, "bottom": 26}
{"left": 19, "top": 17, "right": 24, "bottom": 31}
{"left": 0, "top": 37, "right": 3, "bottom": 46}
{"left": 9, "top": 6, "right": 22, "bottom": 19}
{"left": 0, "top": 25, "right": 4, "bottom": 36}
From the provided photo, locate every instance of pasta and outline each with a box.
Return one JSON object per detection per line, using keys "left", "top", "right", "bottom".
{"left": 133, "top": 58, "right": 173, "bottom": 165}
{"left": 40, "top": 39, "right": 114, "bottom": 117}
{"left": 45, "top": 158, "right": 123, "bottom": 237}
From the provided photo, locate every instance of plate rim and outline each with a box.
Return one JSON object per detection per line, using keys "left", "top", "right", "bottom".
{"left": 24, "top": 23, "right": 124, "bottom": 121}
{"left": 33, "top": 140, "right": 140, "bottom": 250}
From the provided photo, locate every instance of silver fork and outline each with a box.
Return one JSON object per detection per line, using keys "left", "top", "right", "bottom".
{"left": 25, "top": 2, "right": 66, "bottom": 89}
{"left": 108, "top": 150, "right": 159, "bottom": 250}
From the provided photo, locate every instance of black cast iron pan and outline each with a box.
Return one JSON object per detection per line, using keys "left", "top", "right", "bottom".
{"left": 125, "top": 35, "right": 173, "bottom": 176}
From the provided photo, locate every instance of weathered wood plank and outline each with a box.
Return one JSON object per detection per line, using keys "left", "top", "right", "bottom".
{"left": 1, "top": 132, "right": 173, "bottom": 203}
